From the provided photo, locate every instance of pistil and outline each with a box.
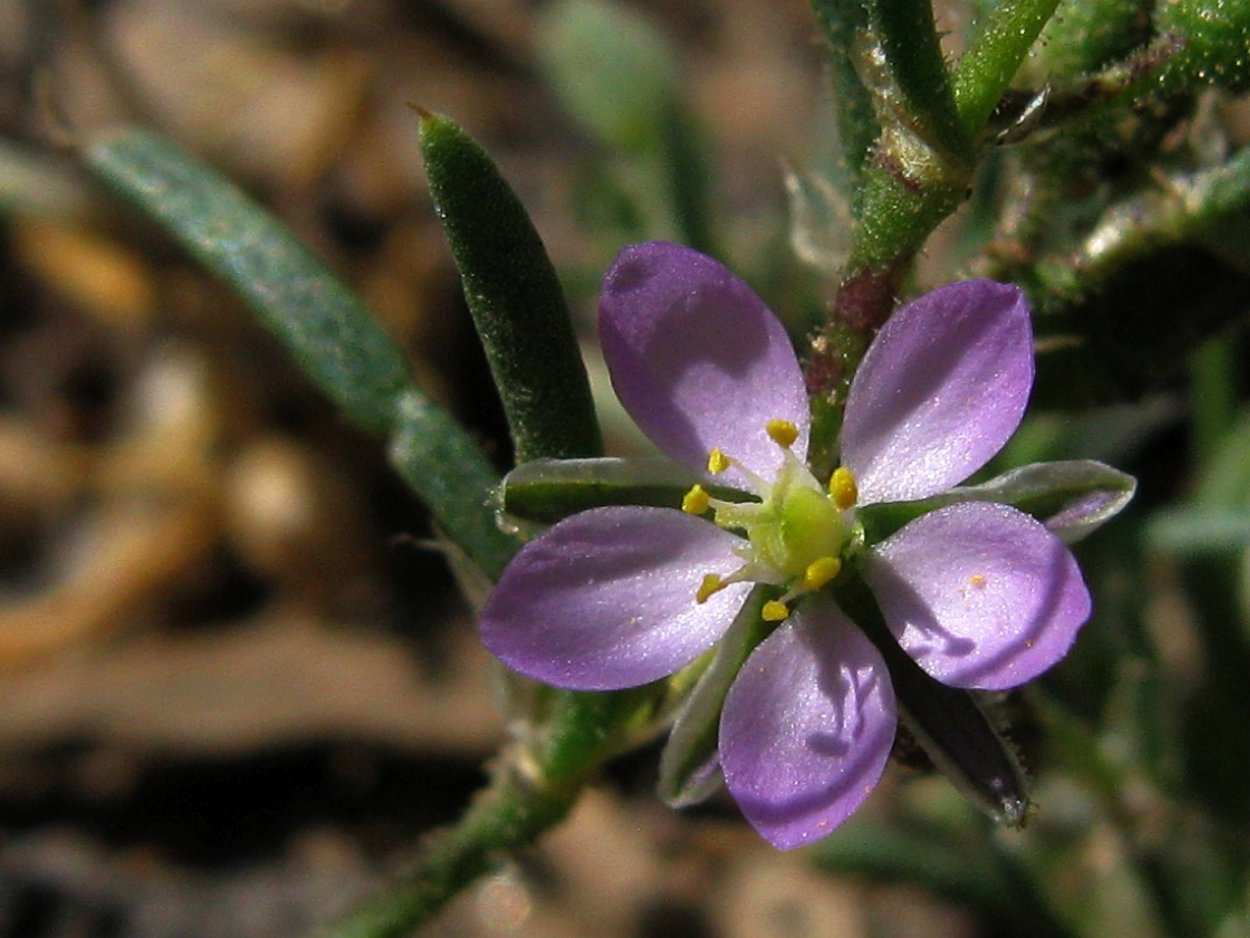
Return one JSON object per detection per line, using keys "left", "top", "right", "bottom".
{"left": 682, "top": 420, "right": 859, "bottom": 620}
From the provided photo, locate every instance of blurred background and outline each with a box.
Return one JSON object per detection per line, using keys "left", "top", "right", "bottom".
{"left": 1, "top": 1, "right": 1247, "bottom": 936}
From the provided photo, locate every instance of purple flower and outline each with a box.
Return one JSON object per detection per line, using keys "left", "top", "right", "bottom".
{"left": 480, "top": 242, "right": 1092, "bottom": 849}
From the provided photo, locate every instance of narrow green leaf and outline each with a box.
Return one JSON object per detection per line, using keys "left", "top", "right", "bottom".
{"left": 1193, "top": 409, "right": 1250, "bottom": 508}
{"left": 1189, "top": 336, "right": 1238, "bottom": 470}
{"left": 536, "top": 0, "right": 678, "bottom": 153}
{"left": 419, "top": 111, "right": 603, "bottom": 463}
{"left": 389, "top": 392, "right": 519, "bottom": 582}
{"left": 952, "top": 0, "right": 1062, "bottom": 134}
{"left": 810, "top": 0, "right": 879, "bottom": 185}
{"left": 83, "top": 128, "right": 412, "bottom": 436}
{"left": 537, "top": 0, "right": 717, "bottom": 256}
{"left": 1, "top": 138, "right": 98, "bottom": 221}
{"left": 658, "top": 100, "right": 719, "bottom": 258}
{"left": 83, "top": 127, "right": 515, "bottom": 579}
{"left": 871, "top": 0, "right": 970, "bottom": 158}
{"left": 498, "top": 456, "right": 750, "bottom": 528}
{"left": 1021, "top": 0, "right": 1149, "bottom": 82}
{"left": 812, "top": 820, "right": 1078, "bottom": 938}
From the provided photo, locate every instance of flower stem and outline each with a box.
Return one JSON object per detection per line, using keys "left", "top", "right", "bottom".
{"left": 315, "top": 684, "right": 656, "bottom": 938}
{"left": 314, "top": 764, "right": 579, "bottom": 938}
{"left": 807, "top": 0, "right": 1062, "bottom": 453}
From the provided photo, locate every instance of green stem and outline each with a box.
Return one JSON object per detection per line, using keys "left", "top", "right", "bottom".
{"left": 314, "top": 685, "right": 655, "bottom": 938}
{"left": 805, "top": 0, "right": 1084, "bottom": 439}
{"left": 315, "top": 764, "right": 579, "bottom": 938}
{"left": 952, "top": 0, "right": 1062, "bottom": 133}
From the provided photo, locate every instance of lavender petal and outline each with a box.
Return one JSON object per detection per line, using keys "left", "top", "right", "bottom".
{"left": 480, "top": 506, "right": 750, "bottom": 690}
{"left": 864, "top": 502, "right": 1091, "bottom": 691}
{"left": 599, "top": 242, "right": 809, "bottom": 486}
{"left": 841, "top": 280, "right": 1034, "bottom": 504}
{"left": 720, "top": 604, "right": 897, "bottom": 849}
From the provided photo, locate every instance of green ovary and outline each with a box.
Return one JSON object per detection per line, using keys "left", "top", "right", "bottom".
{"left": 748, "top": 485, "right": 844, "bottom": 577}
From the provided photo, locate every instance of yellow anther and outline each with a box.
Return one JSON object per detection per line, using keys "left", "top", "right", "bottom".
{"left": 707, "top": 448, "right": 731, "bottom": 475}
{"left": 696, "top": 573, "right": 726, "bottom": 604}
{"left": 762, "top": 600, "right": 790, "bottom": 622}
{"left": 803, "top": 556, "right": 842, "bottom": 591}
{"left": 969, "top": 573, "right": 987, "bottom": 588}
{"left": 829, "top": 467, "right": 858, "bottom": 510}
{"left": 682, "top": 484, "right": 710, "bottom": 515}
{"left": 765, "top": 419, "right": 799, "bottom": 449}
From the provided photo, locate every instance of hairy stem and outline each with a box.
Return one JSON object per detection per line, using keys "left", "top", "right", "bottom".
{"left": 315, "top": 764, "right": 579, "bottom": 938}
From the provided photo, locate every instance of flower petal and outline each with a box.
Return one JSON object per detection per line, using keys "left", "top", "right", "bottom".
{"left": 863, "top": 502, "right": 1091, "bottom": 691}
{"left": 841, "top": 280, "right": 1033, "bottom": 504}
{"left": 480, "top": 506, "right": 751, "bottom": 690}
{"left": 599, "top": 242, "right": 809, "bottom": 485}
{"left": 720, "top": 604, "right": 896, "bottom": 849}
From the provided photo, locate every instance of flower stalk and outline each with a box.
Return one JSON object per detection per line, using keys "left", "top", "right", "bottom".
{"left": 809, "top": 0, "right": 1063, "bottom": 430}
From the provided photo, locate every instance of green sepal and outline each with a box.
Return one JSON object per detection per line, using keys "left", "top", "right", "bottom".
{"left": 858, "top": 459, "right": 1136, "bottom": 546}
{"left": 657, "top": 587, "right": 774, "bottom": 807}
{"left": 497, "top": 456, "right": 753, "bottom": 529}
{"left": 837, "top": 579, "right": 1031, "bottom": 827}
{"left": 419, "top": 111, "right": 603, "bottom": 463}
{"left": 538, "top": 684, "right": 667, "bottom": 787}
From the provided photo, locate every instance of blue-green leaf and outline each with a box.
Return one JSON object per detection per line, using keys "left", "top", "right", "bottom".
{"left": 83, "top": 128, "right": 411, "bottom": 436}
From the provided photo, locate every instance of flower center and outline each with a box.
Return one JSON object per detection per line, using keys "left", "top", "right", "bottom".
{"left": 682, "top": 419, "right": 859, "bottom": 621}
